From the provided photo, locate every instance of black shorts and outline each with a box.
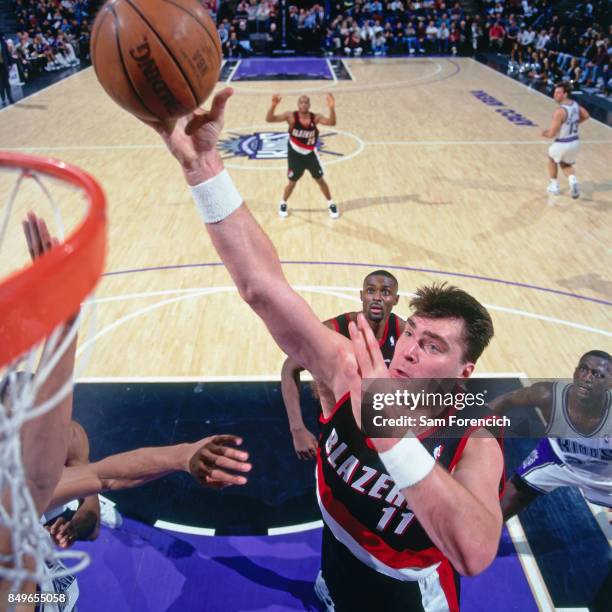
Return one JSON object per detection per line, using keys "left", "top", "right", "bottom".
{"left": 320, "top": 526, "right": 460, "bottom": 611}
{"left": 287, "top": 145, "right": 323, "bottom": 181}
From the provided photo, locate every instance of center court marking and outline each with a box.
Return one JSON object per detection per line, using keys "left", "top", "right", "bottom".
{"left": 2, "top": 124, "right": 366, "bottom": 169}
{"left": 220, "top": 124, "right": 365, "bottom": 170}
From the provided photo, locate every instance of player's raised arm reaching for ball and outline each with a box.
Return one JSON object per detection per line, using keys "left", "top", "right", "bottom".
{"left": 151, "top": 88, "right": 504, "bottom": 611}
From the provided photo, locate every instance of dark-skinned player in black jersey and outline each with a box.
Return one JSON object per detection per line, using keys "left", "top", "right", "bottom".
{"left": 265, "top": 93, "right": 339, "bottom": 219}
{"left": 281, "top": 270, "right": 405, "bottom": 459}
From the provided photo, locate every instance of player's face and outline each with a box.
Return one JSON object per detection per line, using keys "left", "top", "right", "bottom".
{"left": 298, "top": 96, "right": 310, "bottom": 113}
{"left": 388, "top": 315, "right": 474, "bottom": 380}
{"left": 360, "top": 275, "right": 399, "bottom": 323}
{"left": 573, "top": 356, "right": 610, "bottom": 401}
{"left": 553, "top": 86, "right": 566, "bottom": 103}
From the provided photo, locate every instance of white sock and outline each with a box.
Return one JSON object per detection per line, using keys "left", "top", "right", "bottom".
{"left": 279, "top": 200, "right": 286, "bottom": 205}
{"left": 327, "top": 200, "right": 335, "bottom": 206}
{"left": 550, "top": 179, "right": 559, "bottom": 187}
{"left": 568, "top": 175, "right": 577, "bottom": 184}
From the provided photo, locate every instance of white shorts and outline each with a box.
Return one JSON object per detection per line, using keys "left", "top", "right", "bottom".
{"left": 548, "top": 139, "right": 580, "bottom": 164}
{"left": 520, "top": 462, "right": 612, "bottom": 507}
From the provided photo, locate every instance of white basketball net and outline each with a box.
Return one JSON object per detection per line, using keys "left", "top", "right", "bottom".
{"left": 0, "top": 164, "right": 99, "bottom": 600}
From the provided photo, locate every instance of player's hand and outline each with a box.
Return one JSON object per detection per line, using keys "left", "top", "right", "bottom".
{"left": 346, "top": 313, "right": 398, "bottom": 449}
{"left": 22, "top": 212, "right": 59, "bottom": 261}
{"left": 291, "top": 427, "right": 318, "bottom": 460}
{"left": 147, "top": 87, "right": 233, "bottom": 169}
{"left": 187, "top": 434, "right": 251, "bottom": 489}
{"left": 22, "top": 212, "right": 79, "bottom": 328}
{"left": 326, "top": 93, "right": 335, "bottom": 108}
{"left": 540, "top": 129, "right": 548, "bottom": 138}
{"left": 272, "top": 94, "right": 282, "bottom": 106}
{"left": 46, "top": 517, "right": 77, "bottom": 549}
{"left": 348, "top": 313, "right": 389, "bottom": 380}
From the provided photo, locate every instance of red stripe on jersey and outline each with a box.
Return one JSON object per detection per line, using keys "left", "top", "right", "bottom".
{"left": 498, "top": 427, "right": 506, "bottom": 497}
{"left": 290, "top": 136, "right": 315, "bottom": 151}
{"left": 320, "top": 391, "right": 350, "bottom": 425}
{"left": 317, "top": 456, "right": 445, "bottom": 569}
{"left": 436, "top": 559, "right": 460, "bottom": 612}
{"left": 447, "top": 435, "right": 469, "bottom": 474}
{"left": 364, "top": 437, "right": 377, "bottom": 451}
{"left": 330, "top": 318, "right": 340, "bottom": 333}
{"left": 378, "top": 317, "right": 390, "bottom": 347}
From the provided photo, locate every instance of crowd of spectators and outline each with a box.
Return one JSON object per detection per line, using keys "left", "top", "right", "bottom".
{"left": 479, "top": 0, "right": 610, "bottom": 94}
{"left": 216, "top": 0, "right": 610, "bottom": 95}
{"left": 324, "top": 1, "right": 489, "bottom": 57}
{"left": 1, "top": 0, "right": 610, "bottom": 101}
{"left": 2, "top": 0, "right": 90, "bottom": 87}
{"left": 218, "top": 1, "right": 486, "bottom": 58}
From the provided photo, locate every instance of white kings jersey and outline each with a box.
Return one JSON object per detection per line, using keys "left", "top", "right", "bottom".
{"left": 547, "top": 382, "right": 612, "bottom": 487}
{"left": 556, "top": 101, "right": 580, "bottom": 143}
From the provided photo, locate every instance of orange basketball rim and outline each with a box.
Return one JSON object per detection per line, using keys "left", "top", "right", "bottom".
{"left": 0, "top": 152, "right": 107, "bottom": 367}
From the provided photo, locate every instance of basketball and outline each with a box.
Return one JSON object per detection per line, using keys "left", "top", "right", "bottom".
{"left": 90, "top": 0, "right": 222, "bottom": 121}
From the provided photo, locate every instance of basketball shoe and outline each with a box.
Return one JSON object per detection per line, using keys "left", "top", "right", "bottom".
{"left": 569, "top": 176, "right": 580, "bottom": 199}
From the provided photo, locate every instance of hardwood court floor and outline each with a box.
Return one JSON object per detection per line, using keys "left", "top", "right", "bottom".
{"left": 1, "top": 58, "right": 610, "bottom": 379}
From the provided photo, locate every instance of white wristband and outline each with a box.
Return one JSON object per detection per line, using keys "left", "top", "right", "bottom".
{"left": 189, "top": 169, "right": 243, "bottom": 223}
{"left": 379, "top": 434, "right": 435, "bottom": 489}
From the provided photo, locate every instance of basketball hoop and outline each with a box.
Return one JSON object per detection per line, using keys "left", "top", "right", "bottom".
{"left": 0, "top": 152, "right": 106, "bottom": 599}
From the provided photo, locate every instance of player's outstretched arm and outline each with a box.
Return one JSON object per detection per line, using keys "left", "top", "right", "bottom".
{"left": 150, "top": 88, "right": 349, "bottom": 394}
{"left": 281, "top": 317, "right": 337, "bottom": 458}
{"left": 48, "top": 435, "right": 251, "bottom": 509}
{"left": 46, "top": 422, "right": 101, "bottom": 547}
{"left": 315, "top": 93, "right": 336, "bottom": 126}
{"left": 488, "top": 382, "right": 552, "bottom": 423}
{"left": 281, "top": 356, "right": 318, "bottom": 459}
{"left": 1, "top": 214, "right": 78, "bottom": 603}
{"left": 19, "top": 213, "right": 77, "bottom": 515}
{"left": 265, "top": 94, "right": 291, "bottom": 123}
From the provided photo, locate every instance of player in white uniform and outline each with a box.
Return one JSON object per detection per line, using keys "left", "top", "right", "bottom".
{"left": 541, "top": 81, "right": 590, "bottom": 198}
{"left": 490, "top": 350, "right": 611, "bottom": 517}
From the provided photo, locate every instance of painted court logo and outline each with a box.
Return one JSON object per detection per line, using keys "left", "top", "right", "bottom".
{"left": 219, "top": 131, "right": 345, "bottom": 161}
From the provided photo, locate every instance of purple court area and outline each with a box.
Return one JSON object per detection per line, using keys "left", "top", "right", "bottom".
{"left": 73, "top": 520, "right": 536, "bottom": 611}
{"left": 232, "top": 58, "right": 333, "bottom": 81}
